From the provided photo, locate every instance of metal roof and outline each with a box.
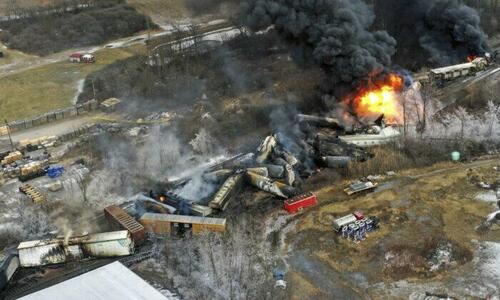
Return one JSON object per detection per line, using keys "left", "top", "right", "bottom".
{"left": 19, "top": 261, "right": 169, "bottom": 300}
{"left": 140, "top": 213, "right": 226, "bottom": 226}
{"left": 18, "top": 239, "right": 59, "bottom": 250}
{"left": 82, "top": 230, "right": 130, "bottom": 243}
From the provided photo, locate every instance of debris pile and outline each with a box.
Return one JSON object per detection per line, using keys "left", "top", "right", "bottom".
{"left": 145, "top": 113, "right": 392, "bottom": 215}
{"left": 344, "top": 181, "right": 378, "bottom": 195}
{"left": 1, "top": 149, "right": 50, "bottom": 181}
{"left": 427, "top": 242, "right": 454, "bottom": 272}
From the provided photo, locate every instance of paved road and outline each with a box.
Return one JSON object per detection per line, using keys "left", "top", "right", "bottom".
{"left": 0, "top": 19, "right": 232, "bottom": 79}
{"left": 0, "top": 114, "right": 101, "bottom": 153}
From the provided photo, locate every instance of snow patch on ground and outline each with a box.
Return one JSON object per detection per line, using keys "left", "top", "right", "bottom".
{"left": 478, "top": 241, "right": 500, "bottom": 282}
{"left": 475, "top": 191, "right": 498, "bottom": 202}
{"left": 72, "top": 79, "right": 85, "bottom": 105}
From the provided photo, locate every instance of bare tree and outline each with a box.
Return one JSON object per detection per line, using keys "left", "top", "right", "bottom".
{"left": 454, "top": 107, "right": 470, "bottom": 140}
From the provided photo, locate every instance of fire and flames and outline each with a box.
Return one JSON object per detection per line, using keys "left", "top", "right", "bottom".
{"left": 467, "top": 54, "right": 477, "bottom": 62}
{"left": 349, "top": 74, "right": 404, "bottom": 124}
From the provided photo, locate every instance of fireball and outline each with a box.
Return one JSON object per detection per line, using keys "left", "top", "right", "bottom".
{"left": 350, "top": 74, "right": 404, "bottom": 124}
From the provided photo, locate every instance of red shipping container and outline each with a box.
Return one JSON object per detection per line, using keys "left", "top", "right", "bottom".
{"left": 284, "top": 192, "right": 317, "bottom": 214}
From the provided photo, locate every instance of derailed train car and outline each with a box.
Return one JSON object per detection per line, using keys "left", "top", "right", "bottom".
{"left": 0, "top": 252, "right": 19, "bottom": 291}
{"left": 430, "top": 57, "right": 489, "bottom": 83}
{"left": 416, "top": 53, "right": 496, "bottom": 85}
{"left": 104, "top": 205, "right": 146, "bottom": 245}
{"left": 17, "top": 230, "right": 134, "bottom": 267}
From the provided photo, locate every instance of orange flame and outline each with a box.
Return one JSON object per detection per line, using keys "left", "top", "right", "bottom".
{"left": 349, "top": 74, "right": 404, "bottom": 124}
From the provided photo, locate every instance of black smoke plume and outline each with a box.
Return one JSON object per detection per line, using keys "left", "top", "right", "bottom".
{"left": 240, "top": 0, "right": 397, "bottom": 100}
{"left": 374, "top": 0, "right": 490, "bottom": 68}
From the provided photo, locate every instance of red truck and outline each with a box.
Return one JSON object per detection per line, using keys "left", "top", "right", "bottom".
{"left": 284, "top": 192, "right": 317, "bottom": 214}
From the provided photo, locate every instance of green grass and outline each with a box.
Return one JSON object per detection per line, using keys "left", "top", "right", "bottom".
{"left": 0, "top": 46, "right": 142, "bottom": 122}
{"left": 0, "top": 43, "right": 36, "bottom": 67}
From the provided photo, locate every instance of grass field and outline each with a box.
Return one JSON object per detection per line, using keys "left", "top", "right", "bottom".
{"left": 0, "top": 43, "right": 37, "bottom": 67}
{"left": 0, "top": 46, "right": 143, "bottom": 122}
{"left": 126, "top": 0, "right": 189, "bottom": 22}
{"left": 284, "top": 158, "right": 499, "bottom": 299}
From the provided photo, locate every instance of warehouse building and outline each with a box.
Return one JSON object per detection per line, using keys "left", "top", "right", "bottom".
{"left": 19, "top": 261, "right": 169, "bottom": 300}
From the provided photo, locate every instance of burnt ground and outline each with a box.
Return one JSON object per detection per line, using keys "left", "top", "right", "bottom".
{"left": 76, "top": 31, "right": 325, "bottom": 148}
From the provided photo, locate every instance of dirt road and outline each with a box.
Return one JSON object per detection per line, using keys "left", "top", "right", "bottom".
{"left": 0, "top": 19, "right": 232, "bottom": 79}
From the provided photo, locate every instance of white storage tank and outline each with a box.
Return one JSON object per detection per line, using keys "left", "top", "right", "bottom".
{"left": 80, "top": 231, "right": 134, "bottom": 257}
{"left": 17, "top": 231, "right": 134, "bottom": 267}
{"left": 17, "top": 240, "right": 73, "bottom": 267}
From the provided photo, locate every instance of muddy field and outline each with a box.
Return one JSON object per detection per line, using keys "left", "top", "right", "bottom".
{"left": 266, "top": 158, "right": 500, "bottom": 299}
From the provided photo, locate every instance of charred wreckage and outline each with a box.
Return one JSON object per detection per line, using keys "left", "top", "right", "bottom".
{"left": 150, "top": 113, "right": 398, "bottom": 216}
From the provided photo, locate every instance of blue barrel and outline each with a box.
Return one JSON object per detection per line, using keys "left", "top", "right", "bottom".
{"left": 365, "top": 219, "right": 373, "bottom": 231}
{"left": 351, "top": 224, "right": 359, "bottom": 241}
{"left": 359, "top": 221, "right": 367, "bottom": 239}
{"left": 342, "top": 226, "right": 349, "bottom": 238}
{"left": 359, "top": 220, "right": 366, "bottom": 235}
{"left": 348, "top": 224, "right": 356, "bottom": 239}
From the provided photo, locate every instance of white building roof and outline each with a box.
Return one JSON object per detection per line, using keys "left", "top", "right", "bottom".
{"left": 20, "top": 261, "right": 169, "bottom": 300}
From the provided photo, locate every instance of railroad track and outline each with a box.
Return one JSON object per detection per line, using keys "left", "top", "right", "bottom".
{"left": 1, "top": 244, "right": 157, "bottom": 299}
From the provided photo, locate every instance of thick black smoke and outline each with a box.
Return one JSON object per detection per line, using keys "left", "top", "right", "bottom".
{"left": 374, "top": 0, "right": 490, "bottom": 68}
{"left": 419, "top": 0, "right": 490, "bottom": 66}
{"left": 240, "top": 0, "right": 397, "bottom": 98}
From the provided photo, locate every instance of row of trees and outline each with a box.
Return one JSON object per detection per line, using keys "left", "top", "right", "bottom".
{"left": 0, "top": 0, "right": 153, "bottom": 55}
{"left": 1, "top": 0, "right": 101, "bottom": 19}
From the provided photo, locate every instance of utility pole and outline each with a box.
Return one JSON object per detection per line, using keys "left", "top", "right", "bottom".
{"left": 4, "top": 119, "right": 14, "bottom": 150}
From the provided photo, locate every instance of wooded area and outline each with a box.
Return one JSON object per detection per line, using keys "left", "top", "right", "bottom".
{"left": 0, "top": 0, "right": 154, "bottom": 56}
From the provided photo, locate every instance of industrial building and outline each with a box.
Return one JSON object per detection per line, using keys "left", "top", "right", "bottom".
{"left": 140, "top": 213, "right": 226, "bottom": 235}
{"left": 19, "top": 262, "right": 168, "bottom": 300}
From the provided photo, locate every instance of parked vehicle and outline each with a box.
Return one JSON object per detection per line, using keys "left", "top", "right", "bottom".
{"left": 69, "top": 53, "right": 95, "bottom": 63}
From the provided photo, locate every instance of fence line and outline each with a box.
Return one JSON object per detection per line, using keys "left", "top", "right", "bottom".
{"left": 0, "top": 100, "right": 98, "bottom": 137}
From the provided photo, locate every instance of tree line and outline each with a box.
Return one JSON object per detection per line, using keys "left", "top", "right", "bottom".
{"left": 0, "top": 0, "right": 155, "bottom": 56}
